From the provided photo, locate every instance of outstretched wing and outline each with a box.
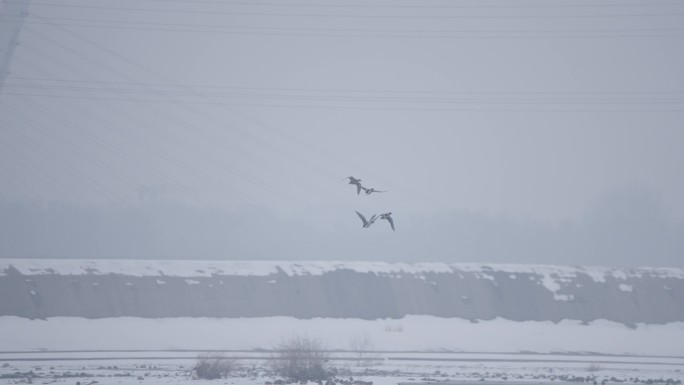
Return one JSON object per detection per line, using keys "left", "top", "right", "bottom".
{"left": 386, "top": 215, "right": 395, "bottom": 231}
{"left": 356, "top": 184, "right": 363, "bottom": 194}
{"left": 355, "top": 211, "right": 368, "bottom": 226}
{"left": 365, "top": 188, "right": 387, "bottom": 195}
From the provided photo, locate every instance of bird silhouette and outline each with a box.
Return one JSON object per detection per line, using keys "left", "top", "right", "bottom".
{"left": 347, "top": 176, "right": 364, "bottom": 195}
{"left": 379, "top": 212, "right": 395, "bottom": 231}
{"left": 355, "top": 211, "right": 378, "bottom": 228}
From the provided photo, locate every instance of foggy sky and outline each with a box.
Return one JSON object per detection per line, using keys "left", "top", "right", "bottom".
{"left": 0, "top": 0, "right": 683, "bottom": 265}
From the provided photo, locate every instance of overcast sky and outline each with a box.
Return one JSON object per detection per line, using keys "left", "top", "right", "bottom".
{"left": 0, "top": 0, "right": 682, "bottom": 265}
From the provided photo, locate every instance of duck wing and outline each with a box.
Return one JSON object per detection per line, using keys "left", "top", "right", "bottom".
{"left": 385, "top": 215, "right": 395, "bottom": 231}
{"left": 355, "top": 210, "right": 368, "bottom": 226}
{"left": 365, "top": 188, "right": 387, "bottom": 195}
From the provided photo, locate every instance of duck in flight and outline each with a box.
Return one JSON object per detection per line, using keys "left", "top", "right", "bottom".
{"left": 355, "top": 211, "right": 378, "bottom": 228}
{"left": 379, "top": 212, "right": 395, "bottom": 231}
{"left": 362, "top": 187, "right": 387, "bottom": 195}
{"left": 347, "top": 176, "right": 364, "bottom": 195}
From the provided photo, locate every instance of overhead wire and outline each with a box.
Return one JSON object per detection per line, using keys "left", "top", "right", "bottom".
{"left": 14, "top": 56, "right": 277, "bottom": 209}
{"left": 0, "top": 130, "right": 49, "bottom": 202}
{"left": 11, "top": 55, "right": 277, "bottom": 210}
{"left": 7, "top": 76, "right": 684, "bottom": 96}
{"left": 9, "top": 50, "right": 267, "bottom": 208}
{"left": 5, "top": 91, "right": 684, "bottom": 112}
{"left": 6, "top": 63, "right": 207, "bottom": 207}
{"left": 16, "top": 67, "right": 228, "bottom": 207}
{"left": 4, "top": 1, "right": 684, "bottom": 28}
{"left": 14, "top": 6, "right": 684, "bottom": 216}
{"left": 22, "top": 17, "right": 447, "bottom": 213}
{"left": 20, "top": 25, "right": 370, "bottom": 230}
{"left": 21, "top": 20, "right": 419, "bottom": 225}
{"left": 0, "top": 103, "right": 124, "bottom": 203}
{"left": 10, "top": 65, "right": 238, "bottom": 208}
{"left": 29, "top": 9, "right": 684, "bottom": 21}
{"left": 10, "top": 19, "right": 684, "bottom": 38}
{"left": 9, "top": 17, "right": 684, "bottom": 216}
{"left": 9, "top": 1, "right": 684, "bottom": 11}
{"left": 21, "top": 23, "right": 359, "bottom": 196}
{"left": 4, "top": 10, "right": 684, "bottom": 21}
{"left": 15, "top": 95, "right": 159, "bottom": 196}
{"left": 109, "top": 0, "right": 684, "bottom": 8}
{"left": 20, "top": 33, "right": 352, "bottom": 213}
{"left": 13, "top": 56, "right": 294, "bottom": 209}
{"left": 5, "top": 82, "right": 684, "bottom": 104}
{"left": 15, "top": 20, "right": 445, "bottom": 216}
{"left": 14, "top": 15, "right": 680, "bottom": 36}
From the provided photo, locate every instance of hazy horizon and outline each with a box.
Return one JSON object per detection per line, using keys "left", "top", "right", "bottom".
{"left": 1, "top": 0, "right": 683, "bottom": 266}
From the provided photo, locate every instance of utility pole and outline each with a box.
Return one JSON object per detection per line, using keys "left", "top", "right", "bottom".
{"left": 0, "top": 0, "right": 31, "bottom": 94}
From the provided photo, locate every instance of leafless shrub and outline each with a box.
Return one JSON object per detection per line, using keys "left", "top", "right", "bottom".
{"left": 348, "top": 333, "right": 381, "bottom": 367}
{"left": 193, "top": 353, "right": 238, "bottom": 380}
{"left": 586, "top": 363, "right": 602, "bottom": 372}
{"left": 270, "top": 335, "right": 332, "bottom": 382}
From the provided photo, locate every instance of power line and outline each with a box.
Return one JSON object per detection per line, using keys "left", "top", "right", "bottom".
{"left": 0, "top": 103, "right": 126, "bottom": 203}
{"left": 2, "top": 8, "right": 683, "bottom": 21}
{"left": 14, "top": 15, "right": 684, "bottom": 35}
{"left": 7, "top": 76, "right": 684, "bottom": 96}
{"left": 5, "top": 92, "right": 684, "bottom": 112}
{"left": 21, "top": 19, "right": 412, "bottom": 218}
{"left": 113, "top": 0, "right": 684, "bottom": 9}
{"left": 18, "top": 42, "right": 337, "bottom": 212}
{"left": 18, "top": 95, "right": 148, "bottom": 192}
{"left": 10, "top": 1, "right": 684, "bottom": 11}
{"left": 6, "top": 82, "right": 684, "bottom": 103}
{"left": 12, "top": 19, "right": 684, "bottom": 38}
{"left": 7, "top": 92, "right": 267, "bottom": 208}
{"left": 0, "top": 132, "right": 49, "bottom": 202}
{"left": 9, "top": 51, "right": 279, "bottom": 208}
{"left": 20, "top": 12, "right": 682, "bottom": 220}
{"left": 13, "top": 59, "right": 237, "bottom": 208}
{"left": 20, "top": 27, "right": 366, "bottom": 220}
{"left": 14, "top": 90, "right": 230, "bottom": 207}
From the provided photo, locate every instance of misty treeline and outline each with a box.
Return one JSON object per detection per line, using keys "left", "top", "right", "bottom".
{"left": 0, "top": 187, "right": 681, "bottom": 266}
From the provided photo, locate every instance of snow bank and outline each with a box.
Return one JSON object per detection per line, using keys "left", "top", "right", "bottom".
{"left": 2, "top": 259, "right": 682, "bottom": 297}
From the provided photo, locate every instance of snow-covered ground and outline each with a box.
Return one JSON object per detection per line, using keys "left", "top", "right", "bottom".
{"left": 1, "top": 349, "right": 683, "bottom": 385}
{"left": 2, "top": 316, "right": 684, "bottom": 356}
{"left": 3, "top": 260, "right": 682, "bottom": 384}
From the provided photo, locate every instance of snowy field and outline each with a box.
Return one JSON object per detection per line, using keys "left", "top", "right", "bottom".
{"left": 2, "top": 316, "right": 684, "bottom": 385}
{"left": 3, "top": 260, "right": 682, "bottom": 384}
{"left": 1, "top": 349, "right": 683, "bottom": 385}
{"left": 2, "top": 316, "right": 684, "bottom": 356}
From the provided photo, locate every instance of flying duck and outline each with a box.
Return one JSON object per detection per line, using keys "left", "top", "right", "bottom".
{"left": 347, "top": 176, "right": 364, "bottom": 195}
{"left": 379, "top": 212, "right": 395, "bottom": 231}
{"left": 355, "top": 211, "right": 378, "bottom": 228}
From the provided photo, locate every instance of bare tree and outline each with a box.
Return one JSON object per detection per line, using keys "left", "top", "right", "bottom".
{"left": 271, "top": 335, "right": 332, "bottom": 382}
{"left": 348, "top": 333, "right": 380, "bottom": 367}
